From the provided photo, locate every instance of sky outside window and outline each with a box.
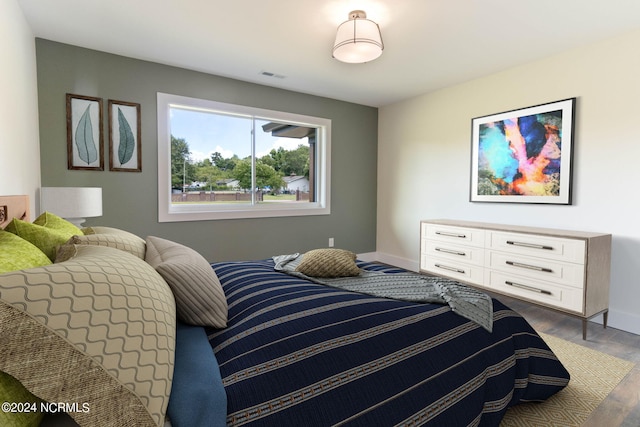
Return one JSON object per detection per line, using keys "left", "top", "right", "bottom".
{"left": 169, "top": 108, "right": 308, "bottom": 162}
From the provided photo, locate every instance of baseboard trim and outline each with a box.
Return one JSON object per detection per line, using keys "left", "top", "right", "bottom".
{"left": 355, "top": 252, "right": 378, "bottom": 263}
{"left": 602, "top": 309, "right": 640, "bottom": 336}
{"left": 357, "top": 251, "right": 419, "bottom": 272}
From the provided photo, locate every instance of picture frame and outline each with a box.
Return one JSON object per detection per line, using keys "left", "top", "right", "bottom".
{"left": 108, "top": 99, "right": 141, "bottom": 172}
{"left": 66, "top": 94, "right": 104, "bottom": 171}
{"left": 470, "top": 98, "right": 576, "bottom": 204}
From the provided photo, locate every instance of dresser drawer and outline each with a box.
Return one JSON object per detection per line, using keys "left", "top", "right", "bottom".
{"left": 420, "top": 219, "right": 611, "bottom": 339}
{"left": 485, "top": 270, "right": 584, "bottom": 313}
{"left": 420, "top": 256, "right": 484, "bottom": 285}
{"left": 422, "top": 224, "right": 485, "bottom": 248}
{"left": 487, "top": 231, "right": 586, "bottom": 263}
{"left": 421, "top": 240, "right": 485, "bottom": 266}
{"left": 486, "top": 251, "right": 585, "bottom": 289}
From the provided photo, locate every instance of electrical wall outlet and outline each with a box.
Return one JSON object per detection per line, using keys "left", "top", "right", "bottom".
{"left": 328, "top": 237, "right": 334, "bottom": 247}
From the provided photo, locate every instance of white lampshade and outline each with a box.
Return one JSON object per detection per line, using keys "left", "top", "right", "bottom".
{"left": 333, "top": 10, "right": 384, "bottom": 64}
{"left": 41, "top": 187, "right": 103, "bottom": 227}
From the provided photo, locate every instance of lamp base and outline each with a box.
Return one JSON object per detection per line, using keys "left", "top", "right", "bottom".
{"left": 66, "top": 218, "right": 87, "bottom": 228}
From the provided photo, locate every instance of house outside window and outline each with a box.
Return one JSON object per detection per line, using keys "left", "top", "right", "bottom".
{"left": 157, "top": 93, "right": 331, "bottom": 221}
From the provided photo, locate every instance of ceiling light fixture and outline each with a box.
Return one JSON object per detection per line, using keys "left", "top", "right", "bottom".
{"left": 332, "top": 10, "right": 384, "bottom": 64}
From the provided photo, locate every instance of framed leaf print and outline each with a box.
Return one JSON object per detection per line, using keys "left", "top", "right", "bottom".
{"left": 108, "top": 99, "right": 141, "bottom": 172}
{"left": 66, "top": 94, "right": 104, "bottom": 170}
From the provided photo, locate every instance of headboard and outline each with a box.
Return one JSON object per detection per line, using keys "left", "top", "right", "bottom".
{"left": 0, "top": 195, "right": 30, "bottom": 229}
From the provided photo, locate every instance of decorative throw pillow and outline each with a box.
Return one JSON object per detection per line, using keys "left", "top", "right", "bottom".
{"left": 0, "top": 370, "right": 44, "bottom": 427}
{"left": 0, "top": 230, "right": 52, "bottom": 273}
{"left": 146, "top": 236, "right": 227, "bottom": 328}
{"left": 295, "top": 248, "right": 361, "bottom": 278}
{"left": 32, "top": 211, "right": 82, "bottom": 236}
{"left": 64, "top": 231, "right": 146, "bottom": 259}
{"left": 82, "top": 226, "right": 144, "bottom": 243}
{"left": 0, "top": 244, "right": 176, "bottom": 427}
{"left": 3, "top": 219, "right": 73, "bottom": 261}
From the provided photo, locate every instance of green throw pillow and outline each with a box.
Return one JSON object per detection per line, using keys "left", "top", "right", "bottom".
{"left": 0, "top": 370, "right": 44, "bottom": 427}
{"left": 4, "top": 219, "right": 75, "bottom": 262}
{"left": 0, "top": 230, "right": 51, "bottom": 273}
{"left": 33, "top": 212, "right": 83, "bottom": 236}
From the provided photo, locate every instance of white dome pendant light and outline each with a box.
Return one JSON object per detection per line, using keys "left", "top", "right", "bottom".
{"left": 333, "top": 10, "right": 384, "bottom": 63}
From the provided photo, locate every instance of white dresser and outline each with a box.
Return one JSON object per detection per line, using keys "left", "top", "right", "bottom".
{"left": 420, "top": 219, "right": 611, "bottom": 339}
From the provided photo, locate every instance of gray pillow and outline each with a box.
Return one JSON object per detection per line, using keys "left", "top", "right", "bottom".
{"left": 146, "top": 236, "right": 227, "bottom": 328}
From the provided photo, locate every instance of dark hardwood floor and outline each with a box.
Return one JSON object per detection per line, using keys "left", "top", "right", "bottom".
{"left": 497, "top": 294, "right": 640, "bottom": 427}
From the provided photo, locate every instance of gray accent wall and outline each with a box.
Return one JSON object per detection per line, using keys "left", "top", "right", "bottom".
{"left": 36, "top": 39, "right": 378, "bottom": 262}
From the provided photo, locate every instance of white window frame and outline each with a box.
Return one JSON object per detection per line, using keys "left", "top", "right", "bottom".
{"left": 157, "top": 92, "right": 331, "bottom": 222}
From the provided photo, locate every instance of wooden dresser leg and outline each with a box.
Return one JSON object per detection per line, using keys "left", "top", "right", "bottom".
{"left": 603, "top": 311, "right": 608, "bottom": 329}
{"left": 582, "top": 319, "right": 587, "bottom": 340}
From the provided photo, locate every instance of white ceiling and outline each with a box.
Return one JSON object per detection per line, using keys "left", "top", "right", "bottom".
{"left": 17, "top": 0, "right": 640, "bottom": 107}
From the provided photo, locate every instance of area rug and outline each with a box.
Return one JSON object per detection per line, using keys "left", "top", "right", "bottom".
{"left": 500, "top": 332, "right": 636, "bottom": 426}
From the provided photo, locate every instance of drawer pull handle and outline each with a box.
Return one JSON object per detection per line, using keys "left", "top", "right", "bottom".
{"left": 505, "top": 280, "right": 552, "bottom": 295}
{"left": 506, "top": 240, "right": 554, "bottom": 250}
{"left": 435, "top": 264, "right": 465, "bottom": 274}
{"left": 435, "top": 231, "right": 467, "bottom": 239}
{"left": 435, "top": 247, "right": 466, "bottom": 256}
{"left": 505, "top": 260, "right": 553, "bottom": 273}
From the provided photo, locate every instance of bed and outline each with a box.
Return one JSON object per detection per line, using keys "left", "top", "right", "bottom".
{"left": 193, "top": 258, "right": 570, "bottom": 427}
{"left": 0, "top": 195, "right": 570, "bottom": 427}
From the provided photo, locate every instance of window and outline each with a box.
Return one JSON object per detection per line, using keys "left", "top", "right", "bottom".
{"left": 157, "top": 93, "right": 331, "bottom": 221}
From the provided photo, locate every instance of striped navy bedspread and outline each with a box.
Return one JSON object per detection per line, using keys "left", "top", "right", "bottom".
{"left": 205, "top": 259, "right": 569, "bottom": 426}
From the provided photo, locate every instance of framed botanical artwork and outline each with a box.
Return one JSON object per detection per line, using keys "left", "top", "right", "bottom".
{"left": 66, "top": 94, "right": 104, "bottom": 170}
{"left": 108, "top": 99, "right": 141, "bottom": 172}
{"left": 470, "top": 98, "right": 576, "bottom": 204}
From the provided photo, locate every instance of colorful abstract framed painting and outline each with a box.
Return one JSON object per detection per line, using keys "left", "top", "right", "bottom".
{"left": 108, "top": 99, "right": 141, "bottom": 172}
{"left": 66, "top": 94, "right": 104, "bottom": 171}
{"left": 470, "top": 98, "right": 576, "bottom": 204}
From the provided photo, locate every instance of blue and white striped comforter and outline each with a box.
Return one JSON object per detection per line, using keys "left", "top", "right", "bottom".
{"left": 205, "top": 260, "right": 569, "bottom": 426}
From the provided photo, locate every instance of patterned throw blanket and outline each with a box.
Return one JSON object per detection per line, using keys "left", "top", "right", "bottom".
{"left": 273, "top": 253, "right": 493, "bottom": 332}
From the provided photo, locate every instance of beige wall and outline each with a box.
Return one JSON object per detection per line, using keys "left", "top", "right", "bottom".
{"left": 378, "top": 29, "right": 640, "bottom": 335}
{"left": 0, "top": 0, "right": 41, "bottom": 212}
